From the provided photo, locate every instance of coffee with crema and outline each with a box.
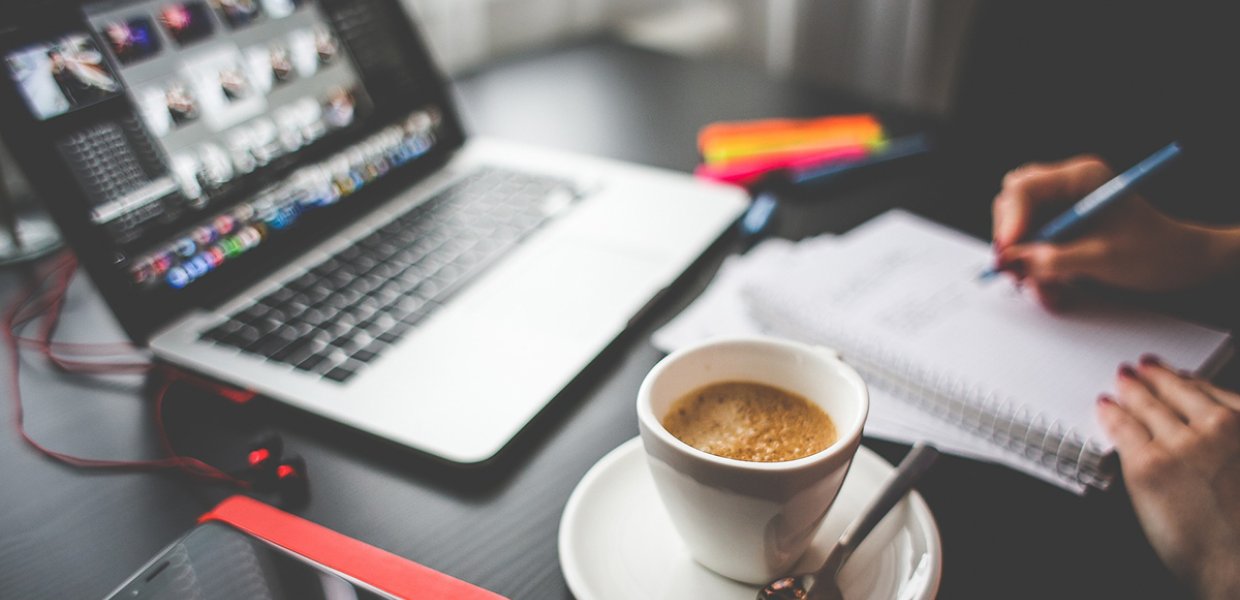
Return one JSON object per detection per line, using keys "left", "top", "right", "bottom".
{"left": 661, "top": 381, "right": 837, "bottom": 462}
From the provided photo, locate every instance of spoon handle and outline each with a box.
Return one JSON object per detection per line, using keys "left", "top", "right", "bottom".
{"left": 817, "top": 443, "right": 940, "bottom": 579}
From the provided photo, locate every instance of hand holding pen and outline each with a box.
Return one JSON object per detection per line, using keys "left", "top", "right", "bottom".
{"left": 985, "top": 145, "right": 1240, "bottom": 309}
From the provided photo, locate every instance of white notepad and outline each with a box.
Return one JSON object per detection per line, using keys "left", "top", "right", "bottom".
{"left": 743, "top": 210, "right": 1233, "bottom": 492}
{"left": 649, "top": 235, "right": 1085, "bottom": 490}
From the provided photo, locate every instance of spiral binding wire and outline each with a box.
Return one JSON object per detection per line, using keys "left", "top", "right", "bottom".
{"left": 754, "top": 301, "right": 1115, "bottom": 491}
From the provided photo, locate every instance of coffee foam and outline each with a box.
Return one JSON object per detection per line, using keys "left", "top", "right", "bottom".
{"left": 661, "top": 381, "right": 837, "bottom": 462}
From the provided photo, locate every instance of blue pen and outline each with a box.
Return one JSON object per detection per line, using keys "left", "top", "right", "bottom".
{"left": 739, "top": 191, "right": 778, "bottom": 239}
{"left": 979, "top": 141, "right": 1183, "bottom": 280}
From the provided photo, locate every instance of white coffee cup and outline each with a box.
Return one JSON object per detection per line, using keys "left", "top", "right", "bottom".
{"left": 637, "top": 336, "right": 868, "bottom": 584}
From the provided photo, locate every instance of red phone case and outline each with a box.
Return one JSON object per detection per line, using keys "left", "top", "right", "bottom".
{"left": 200, "top": 496, "right": 507, "bottom": 600}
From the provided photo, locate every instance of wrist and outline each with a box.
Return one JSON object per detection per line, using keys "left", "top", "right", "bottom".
{"left": 1181, "top": 223, "right": 1240, "bottom": 284}
{"left": 1194, "top": 551, "right": 1240, "bottom": 600}
{"left": 1202, "top": 227, "right": 1240, "bottom": 281}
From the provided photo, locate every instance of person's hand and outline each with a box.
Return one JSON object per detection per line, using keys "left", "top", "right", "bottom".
{"left": 990, "top": 155, "right": 1238, "bottom": 308}
{"left": 1096, "top": 356, "right": 1240, "bottom": 599}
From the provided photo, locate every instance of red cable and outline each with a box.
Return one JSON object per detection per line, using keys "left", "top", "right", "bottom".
{"left": 31, "top": 256, "right": 149, "bottom": 373}
{"left": 4, "top": 252, "right": 248, "bottom": 487}
{"left": 7, "top": 255, "right": 138, "bottom": 359}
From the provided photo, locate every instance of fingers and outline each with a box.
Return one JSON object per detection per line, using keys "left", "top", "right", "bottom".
{"left": 991, "top": 156, "right": 1112, "bottom": 250}
{"left": 999, "top": 238, "right": 1111, "bottom": 283}
{"left": 992, "top": 169, "right": 1056, "bottom": 250}
{"left": 1115, "top": 364, "right": 1189, "bottom": 440}
{"left": 1096, "top": 394, "right": 1152, "bottom": 454}
{"left": 1195, "top": 379, "right": 1240, "bottom": 413}
{"left": 1136, "top": 356, "right": 1221, "bottom": 423}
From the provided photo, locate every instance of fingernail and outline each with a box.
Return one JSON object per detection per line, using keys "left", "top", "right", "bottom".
{"left": 1138, "top": 354, "right": 1163, "bottom": 367}
{"left": 1118, "top": 364, "right": 1137, "bottom": 379}
{"left": 1097, "top": 394, "right": 1115, "bottom": 406}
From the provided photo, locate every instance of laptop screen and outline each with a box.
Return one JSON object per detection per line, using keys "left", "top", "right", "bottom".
{"left": 1, "top": 0, "right": 465, "bottom": 340}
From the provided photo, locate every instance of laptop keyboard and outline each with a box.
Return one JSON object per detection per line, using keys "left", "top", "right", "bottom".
{"left": 200, "top": 167, "right": 576, "bottom": 382}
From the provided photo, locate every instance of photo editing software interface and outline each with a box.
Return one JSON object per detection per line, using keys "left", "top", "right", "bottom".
{"left": 4, "top": 0, "right": 443, "bottom": 294}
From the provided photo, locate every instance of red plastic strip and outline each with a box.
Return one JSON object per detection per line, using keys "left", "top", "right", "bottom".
{"left": 200, "top": 496, "right": 508, "bottom": 600}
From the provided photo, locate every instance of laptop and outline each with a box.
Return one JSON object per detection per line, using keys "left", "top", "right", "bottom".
{"left": 0, "top": 0, "right": 746, "bottom": 463}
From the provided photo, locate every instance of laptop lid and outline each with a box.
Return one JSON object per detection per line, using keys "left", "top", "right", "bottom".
{"left": 0, "top": 0, "right": 467, "bottom": 342}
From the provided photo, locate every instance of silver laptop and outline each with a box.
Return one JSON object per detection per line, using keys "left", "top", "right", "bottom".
{"left": 0, "top": 0, "right": 745, "bottom": 462}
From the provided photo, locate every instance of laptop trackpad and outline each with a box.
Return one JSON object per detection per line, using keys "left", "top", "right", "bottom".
{"left": 466, "top": 240, "right": 663, "bottom": 334}
{"left": 347, "top": 242, "right": 663, "bottom": 461}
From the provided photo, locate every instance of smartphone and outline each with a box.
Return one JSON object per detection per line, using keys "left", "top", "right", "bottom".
{"left": 103, "top": 522, "right": 398, "bottom": 600}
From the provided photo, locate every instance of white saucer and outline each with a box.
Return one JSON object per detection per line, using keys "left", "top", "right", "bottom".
{"left": 559, "top": 438, "right": 941, "bottom": 600}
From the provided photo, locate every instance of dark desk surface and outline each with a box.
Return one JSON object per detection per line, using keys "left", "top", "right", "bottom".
{"left": 1, "top": 39, "right": 1196, "bottom": 599}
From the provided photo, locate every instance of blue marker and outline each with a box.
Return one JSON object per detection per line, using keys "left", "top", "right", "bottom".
{"left": 979, "top": 141, "right": 1183, "bottom": 280}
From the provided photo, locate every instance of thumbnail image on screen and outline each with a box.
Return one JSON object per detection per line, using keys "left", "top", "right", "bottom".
{"left": 160, "top": 2, "right": 215, "bottom": 46}
{"left": 166, "top": 79, "right": 201, "bottom": 124}
{"left": 101, "top": 17, "right": 162, "bottom": 65}
{"left": 5, "top": 34, "right": 121, "bottom": 120}
{"left": 211, "top": 0, "right": 263, "bottom": 29}
{"left": 260, "top": 0, "right": 301, "bottom": 19}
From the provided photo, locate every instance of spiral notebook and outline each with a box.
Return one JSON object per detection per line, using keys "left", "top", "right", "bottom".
{"left": 743, "top": 210, "right": 1234, "bottom": 492}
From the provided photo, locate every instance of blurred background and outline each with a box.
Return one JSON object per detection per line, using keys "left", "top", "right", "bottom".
{"left": 407, "top": 0, "right": 978, "bottom": 115}
{"left": 6, "top": 1, "right": 1236, "bottom": 224}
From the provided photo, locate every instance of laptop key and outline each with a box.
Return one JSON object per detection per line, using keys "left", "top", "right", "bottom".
{"left": 350, "top": 348, "right": 379, "bottom": 363}
{"left": 337, "top": 245, "right": 363, "bottom": 262}
{"left": 282, "top": 338, "right": 327, "bottom": 366}
{"left": 370, "top": 281, "right": 403, "bottom": 302}
{"left": 348, "top": 254, "right": 379, "bottom": 272}
{"left": 203, "top": 319, "right": 243, "bottom": 339}
{"left": 328, "top": 327, "right": 357, "bottom": 347}
{"left": 376, "top": 321, "right": 414, "bottom": 344}
{"left": 234, "top": 303, "right": 269, "bottom": 323}
{"left": 350, "top": 338, "right": 390, "bottom": 363}
{"left": 311, "top": 347, "right": 350, "bottom": 372}
{"left": 254, "top": 316, "right": 288, "bottom": 336}
{"left": 270, "top": 337, "right": 309, "bottom": 362}
{"left": 302, "top": 285, "right": 334, "bottom": 304}
{"left": 262, "top": 286, "right": 296, "bottom": 305}
{"left": 312, "top": 291, "right": 345, "bottom": 311}
{"left": 340, "top": 286, "right": 367, "bottom": 305}
{"left": 341, "top": 332, "right": 374, "bottom": 354}
{"left": 324, "top": 360, "right": 364, "bottom": 382}
{"left": 245, "top": 329, "right": 298, "bottom": 358}
{"left": 297, "top": 306, "right": 330, "bottom": 327}
{"left": 369, "top": 261, "right": 402, "bottom": 280}
{"left": 287, "top": 272, "right": 318, "bottom": 292}
{"left": 278, "top": 321, "right": 315, "bottom": 339}
{"left": 294, "top": 353, "right": 328, "bottom": 372}
{"left": 225, "top": 324, "right": 261, "bottom": 347}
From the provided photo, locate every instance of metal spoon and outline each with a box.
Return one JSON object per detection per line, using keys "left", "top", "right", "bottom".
{"left": 758, "top": 443, "right": 940, "bottom": 600}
